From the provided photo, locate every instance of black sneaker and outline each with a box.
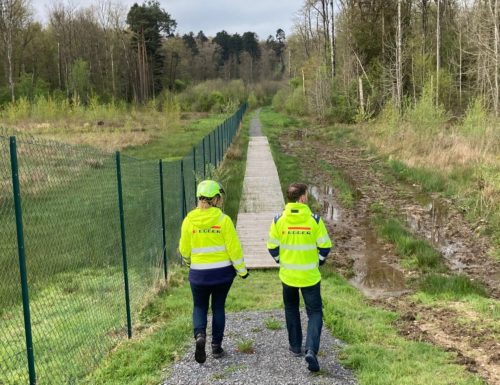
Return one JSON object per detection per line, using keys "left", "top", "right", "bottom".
{"left": 289, "top": 346, "right": 302, "bottom": 357}
{"left": 194, "top": 333, "right": 206, "bottom": 364}
{"left": 305, "top": 350, "right": 320, "bottom": 372}
{"left": 212, "top": 343, "right": 224, "bottom": 358}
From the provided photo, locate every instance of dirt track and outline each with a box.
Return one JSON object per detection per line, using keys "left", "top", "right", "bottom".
{"left": 278, "top": 128, "right": 500, "bottom": 385}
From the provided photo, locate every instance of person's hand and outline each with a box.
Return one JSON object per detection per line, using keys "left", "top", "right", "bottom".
{"left": 319, "top": 260, "right": 325, "bottom": 266}
{"left": 241, "top": 272, "right": 249, "bottom": 279}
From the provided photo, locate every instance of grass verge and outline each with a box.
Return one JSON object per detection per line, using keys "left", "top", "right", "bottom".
{"left": 259, "top": 107, "right": 304, "bottom": 194}
{"left": 87, "top": 267, "right": 486, "bottom": 385}
{"left": 124, "top": 113, "right": 230, "bottom": 160}
{"left": 321, "top": 267, "right": 485, "bottom": 385}
{"left": 211, "top": 112, "right": 251, "bottom": 222}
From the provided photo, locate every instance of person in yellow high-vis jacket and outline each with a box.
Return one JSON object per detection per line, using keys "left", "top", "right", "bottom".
{"left": 179, "top": 180, "right": 248, "bottom": 364}
{"left": 267, "top": 183, "right": 332, "bottom": 372}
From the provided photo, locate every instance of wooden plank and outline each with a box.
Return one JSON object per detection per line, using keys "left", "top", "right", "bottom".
{"left": 236, "top": 133, "right": 284, "bottom": 269}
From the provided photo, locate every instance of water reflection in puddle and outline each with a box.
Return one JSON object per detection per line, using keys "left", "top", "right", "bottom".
{"left": 312, "top": 185, "right": 406, "bottom": 298}
{"left": 406, "top": 193, "right": 466, "bottom": 272}
{"left": 406, "top": 193, "right": 449, "bottom": 247}
{"left": 350, "top": 225, "right": 406, "bottom": 298}
{"left": 310, "top": 186, "right": 341, "bottom": 223}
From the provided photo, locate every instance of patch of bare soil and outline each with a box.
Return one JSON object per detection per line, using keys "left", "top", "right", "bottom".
{"left": 278, "top": 128, "right": 500, "bottom": 384}
{"left": 387, "top": 298, "right": 500, "bottom": 385}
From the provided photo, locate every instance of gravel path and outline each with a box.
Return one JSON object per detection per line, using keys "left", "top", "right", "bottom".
{"left": 163, "top": 309, "right": 357, "bottom": 385}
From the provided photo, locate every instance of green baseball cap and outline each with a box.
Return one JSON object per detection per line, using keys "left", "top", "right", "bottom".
{"left": 196, "top": 180, "right": 225, "bottom": 198}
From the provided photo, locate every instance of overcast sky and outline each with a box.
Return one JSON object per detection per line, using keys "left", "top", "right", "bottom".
{"left": 31, "top": 0, "right": 305, "bottom": 40}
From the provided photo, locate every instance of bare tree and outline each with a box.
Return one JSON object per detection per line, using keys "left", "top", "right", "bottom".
{"left": 0, "top": 0, "right": 32, "bottom": 101}
{"left": 330, "top": 0, "right": 336, "bottom": 77}
{"left": 487, "top": 0, "right": 499, "bottom": 116}
{"left": 436, "top": 0, "right": 441, "bottom": 106}
{"left": 396, "top": 0, "right": 403, "bottom": 111}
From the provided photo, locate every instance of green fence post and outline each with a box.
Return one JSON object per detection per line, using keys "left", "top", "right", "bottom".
{"left": 9, "top": 136, "right": 37, "bottom": 385}
{"left": 180, "top": 159, "right": 187, "bottom": 218}
{"left": 192, "top": 147, "right": 197, "bottom": 196}
{"left": 208, "top": 133, "right": 212, "bottom": 167}
{"left": 225, "top": 121, "right": 229, "bottom": 150}
{"left": 218, "top": 126, "right": 222, "bottom": 163}
{"left": 202, "top": 137, "right": 206, "bottom": 179}
{"left": 159, "top": 159, "right": 168, "bottom": 281}
{"left": 214, "top": 126, "right": 219, "bottom": 167}
{"left": 115, "top": 151, "right": 132, "bottom": 339}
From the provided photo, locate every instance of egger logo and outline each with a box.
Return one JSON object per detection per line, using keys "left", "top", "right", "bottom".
{"left": 285, "top": 226, "right": 311, "bottom": 235}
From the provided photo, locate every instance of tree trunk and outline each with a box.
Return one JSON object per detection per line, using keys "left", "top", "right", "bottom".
{"left": 111, "top": 42, "right": 116, "bottom": 99}
{"left": 358, "top": 76, "right": 364, "bottom": 115}
{"left": 396, "top": 0, "right": 403, "bottom": 112}
{"left": 330, "top": 0, "right": 336, "bottom": 77}
{"left": 489, "top": 0, "right": 499, "bottom": 116}
{"left": 436, "top": 0, "right": 440, "bottom": 107}
{"left": 7, "top": 27, "right": 14, "bottom": 102}
{"left": 302, "top": 67, "right": 306, "bottom": 96}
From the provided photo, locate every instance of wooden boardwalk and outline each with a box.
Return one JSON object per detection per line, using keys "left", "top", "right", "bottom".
{"left": 236, "top": 114, "right": 284, "bottom": 269}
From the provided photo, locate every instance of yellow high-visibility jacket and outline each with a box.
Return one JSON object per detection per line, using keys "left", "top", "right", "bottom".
{"left": 267, "top": 202, "right": 332, "bottom": 287}
{"left": 179, "top": 207, "right": 247, "bottom": 285}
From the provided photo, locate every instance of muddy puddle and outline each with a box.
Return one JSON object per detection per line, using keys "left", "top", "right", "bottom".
{"left": 311, "top": 185, "right": 406, "bottom": 298}
{"left": 404, "top": 193, "right": 468, "bottom": 272}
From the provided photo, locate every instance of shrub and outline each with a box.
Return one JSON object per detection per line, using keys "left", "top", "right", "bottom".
{"left": 272, "top": 88, "right": 289, "bottom": 112}
{"left": 284, "top": 87, "right": 307, "bottom": 116}
{"left": 404, "top": 81, "right": 448, "bottom": 134}
{"left": 460, "top": 97, "right": 488, "bottom": 137}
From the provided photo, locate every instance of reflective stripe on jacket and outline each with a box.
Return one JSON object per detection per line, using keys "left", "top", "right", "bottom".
{"left": 267, "top": 202, "right": 332, "bottom": 287}
{"left": 179, "top": 207, "right": 247, "bottom": 285}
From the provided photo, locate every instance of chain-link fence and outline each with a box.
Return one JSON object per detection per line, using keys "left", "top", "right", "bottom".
{"left": 0, "top": 102, "right": 247, "bottom": 384}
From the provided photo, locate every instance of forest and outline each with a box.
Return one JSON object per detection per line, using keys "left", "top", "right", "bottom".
{"left": 0, "top": 0, "right": 498, "bottom": 118}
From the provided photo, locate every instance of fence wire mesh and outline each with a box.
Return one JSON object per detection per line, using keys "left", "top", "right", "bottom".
{"left": 0, "top": 102, "right": 247, "bottom": 384}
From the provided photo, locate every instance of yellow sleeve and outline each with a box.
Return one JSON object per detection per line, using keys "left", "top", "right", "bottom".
{"left": 178, "top": 218, "right": 192, "bottom": 266}
{"left": 316, "top": 218, "right": 332, "bottom": 248}
{"left": 222, "top": 216, "right": 247, "bottom": 276}
{"left": 266, "top": 218, "right": 281, "bottom": 263}
{"left": 266, "top": 220, "right": 280, "bottom": 249}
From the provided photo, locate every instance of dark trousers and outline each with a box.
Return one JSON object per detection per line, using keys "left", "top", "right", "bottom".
{"left": 190, "top": 280, "right": 233, "bottom": 345}
{"left": 282, "top": 281, "right": 323, "bottom": 354}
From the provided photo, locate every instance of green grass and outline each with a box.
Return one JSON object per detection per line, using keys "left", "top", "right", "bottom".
{"left": 259, "top": 107, "right": 304, "bottom": 194}
{"left": 321, "top": 267, "right": 485, "bottom": 385}
{"left": 86, "top": 267, "right": 485, "bottom": 385}
{"left": 69, "top": 111, "right": 254, "bottom": 384}
{"left": 212, "top": 112, "right": 251, "bottom": 222}
{"left": 236, "top": 339, "right": 255, "bottom": 354}
{"left": 264, "top": 317, "right": 283, "bottom": 330}
{"left": 124, "top": 113, "right": 230, "bottom": 160}
{"left": 375, "top": 151, "right": 499, "bottom": 261}
{"left": 0, "top": 107, "right": 247, "bottom": 384}
{"left": 385, "top": 158, "right": 448, "bottom": 193}
{"left": 319, "top": 159, "right": 356, "bottom": 208}
{"left": 83, "top": 107, "right": 485, "bottom": 385}
{"left": 0, "top": 268, "right": 131, "bottom": 384}
{"left": 371, "top": 214, "right": 443, "bottom": 272}
{"left": 419, "top": 274, "right": 487, "bottom": 299}
{"left": 85, "top": 269, "right": 282, "bottom": 384}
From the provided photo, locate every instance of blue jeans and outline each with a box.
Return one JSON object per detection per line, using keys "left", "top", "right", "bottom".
{"left": 190, "top": 280, "right": 233, "bottom": 344}
{"left": 282, "top": 281, "right": 323, "bottom": 354}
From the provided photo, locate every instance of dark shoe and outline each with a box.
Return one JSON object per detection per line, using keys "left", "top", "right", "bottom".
{"left": 305, "top": 350, "right": 320, "bottom": 372}
{"left": 212, "top": 343, "right": 224, "bottom": 358}
{"left": 289, "top": 346, "right": 302, "bottom": 357}
{"left": 194, "top": 333, "right": 206, "bottom": 364}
